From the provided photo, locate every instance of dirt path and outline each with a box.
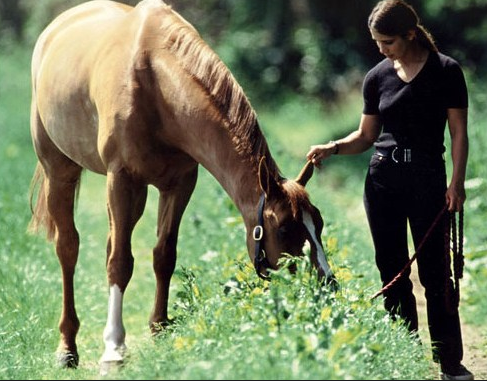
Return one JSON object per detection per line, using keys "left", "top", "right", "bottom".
{"left": 411, "top": 263, "right": 487, "bottom": 380}
{"left": 338, "top": 197, "right": 486, "bottom": 379}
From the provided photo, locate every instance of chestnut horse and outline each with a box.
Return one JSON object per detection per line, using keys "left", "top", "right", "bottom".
{"left": 29, "top": 0, "right": 335, "bottom": 371}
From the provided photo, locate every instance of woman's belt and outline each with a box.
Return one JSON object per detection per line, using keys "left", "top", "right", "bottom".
{"left": 375, "top": 146, "right": 445, "bottom": 164}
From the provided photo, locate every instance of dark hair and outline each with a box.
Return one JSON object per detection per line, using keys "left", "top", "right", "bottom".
{"left": 368, "top": 0, "right": 438, "bottom": 52}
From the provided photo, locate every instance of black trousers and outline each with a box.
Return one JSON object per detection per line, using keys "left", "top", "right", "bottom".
{"left": 363, "top": 151, "right": 463, "bottom": 369}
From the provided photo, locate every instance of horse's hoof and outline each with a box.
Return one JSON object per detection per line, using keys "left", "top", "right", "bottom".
{"left": 99, "top": 345, "right": 127, "bottom": 375}
{"left": 99, "top": 360, "right": 124, "bottom": 376}
{"left": 56, "top": 351, "right": 79, "bottom": 368}
{"left": 150, "top": 318, "right": 174, "bottom": 336}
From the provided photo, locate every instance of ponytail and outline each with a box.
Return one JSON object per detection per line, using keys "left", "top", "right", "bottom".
{"left": 416, "top": 24, "right": 438, "bottom": 52}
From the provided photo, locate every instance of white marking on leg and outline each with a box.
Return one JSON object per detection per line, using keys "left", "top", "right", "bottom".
{"left": 100, "top": 284, "right": 126, "bottom": 364}
{"left": 302, "top": 211, "right": 333, "bottom": 278}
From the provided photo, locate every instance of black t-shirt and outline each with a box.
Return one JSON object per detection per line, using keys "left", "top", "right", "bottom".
{"left": 362, "top": 52, "right": 468, "bottom": 155}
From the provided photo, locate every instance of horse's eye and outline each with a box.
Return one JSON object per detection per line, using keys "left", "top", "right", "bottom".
{"left": 278, "top": 221, "right": 298, "bottom": 240}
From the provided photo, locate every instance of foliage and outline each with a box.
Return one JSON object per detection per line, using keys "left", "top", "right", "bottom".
{"left": 115, "top": 256, "right": 431, "bottom": 380}
{"left": 1, "top": 0, "right": 486, "bottom": 101}
{"left": 458, "top": 76, "right": 487, "bottom": 328}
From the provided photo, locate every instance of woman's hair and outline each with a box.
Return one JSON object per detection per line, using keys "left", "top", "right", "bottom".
{"left": 368, "top": 0, "right": 438, "bottom": 52}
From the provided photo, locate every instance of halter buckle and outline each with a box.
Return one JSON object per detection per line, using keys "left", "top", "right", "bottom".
{"left": 253, "top": 225, "right": 263, "bottom": 241}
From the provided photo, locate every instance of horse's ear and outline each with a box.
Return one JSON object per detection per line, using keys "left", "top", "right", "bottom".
{"left": 258, "top": 156, "right": 279, "bottom": 197}
{"left": 295, "top": 160, "right": 314, "bottom": 187}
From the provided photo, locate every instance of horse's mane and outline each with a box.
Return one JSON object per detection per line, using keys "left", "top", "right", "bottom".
{"left": 158, "top": 6, "right": 281, "bottom": 179}
{"left": 281, "top": 180, "right": 312, "bottom": 218}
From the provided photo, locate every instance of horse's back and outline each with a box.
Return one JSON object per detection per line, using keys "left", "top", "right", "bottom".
{"left": 31, "top": 1, "right": 146, "bottom": 173}
{"left": 33, "top": 1, "right": 131, "bottom": 69}
{"left": 31, "top": 0, "right": 235, "bottom": 179}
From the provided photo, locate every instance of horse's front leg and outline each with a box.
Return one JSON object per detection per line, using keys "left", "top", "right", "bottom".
{"left": 150, "top": 167, "right": 198, "bottom": 332}
{"left": 100, "top": 171, "right": 147, "bottom": 372}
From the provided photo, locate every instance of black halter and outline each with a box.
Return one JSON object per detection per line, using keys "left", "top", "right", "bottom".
{"left": 253, "top": 193, "right": 271, "bottom": 280}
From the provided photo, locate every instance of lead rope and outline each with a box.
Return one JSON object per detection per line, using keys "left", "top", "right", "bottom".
{"left": 450, "top": 209, "right": 465, "bottom": 310}
{"left": 371, "top": 204, "right": 449, "bottom": 300}
{"left": 371, "top": 206, "right": 465, "bottom": 304}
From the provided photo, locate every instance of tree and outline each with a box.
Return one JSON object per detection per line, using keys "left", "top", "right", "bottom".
{"left": 0, "top": 0, "right": 26, "bottom": 39}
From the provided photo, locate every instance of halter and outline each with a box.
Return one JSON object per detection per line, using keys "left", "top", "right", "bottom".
{"left": 253, "top": 193, "right": 271, "bottom": 280}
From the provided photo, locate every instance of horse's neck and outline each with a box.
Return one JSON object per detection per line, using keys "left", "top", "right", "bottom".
{"left": 139, "top": 18, "right": 271, "bottom": 217}
{"left": 197, "top": 148, "right": 263, "bottom": 218}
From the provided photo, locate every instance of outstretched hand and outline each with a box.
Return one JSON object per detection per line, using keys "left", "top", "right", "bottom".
{"left": 306, "top": 143, "right": 336, "bottom": 168}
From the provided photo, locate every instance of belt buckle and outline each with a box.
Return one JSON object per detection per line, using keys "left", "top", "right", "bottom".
{"left": 392, "top": 147, "right": 399, "bottom": 163}
{"left": 404, "top": 148, "right": 411, "bottom": 163}
{"left": 392, "top": 147, "right": 412, "bottom": 163}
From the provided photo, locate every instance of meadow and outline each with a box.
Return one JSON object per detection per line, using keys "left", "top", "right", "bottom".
{"left": 0, "top": 43, "right": 486, "bottom": 380}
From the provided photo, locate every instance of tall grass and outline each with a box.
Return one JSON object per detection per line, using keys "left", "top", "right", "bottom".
{"left": 1, "top": 42, "right": 485, "bottom": 380}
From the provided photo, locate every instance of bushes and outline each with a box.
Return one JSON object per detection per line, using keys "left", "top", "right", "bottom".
{"left": 3, "top": 0, "right": 486, "bottom": 102}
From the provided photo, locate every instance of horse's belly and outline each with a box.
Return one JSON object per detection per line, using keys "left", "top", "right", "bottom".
{"left": 37, "top": 88, "right": 106, "bottom": 174}
{"left": 46, "top": 113, "right": 106, "bottom": 174}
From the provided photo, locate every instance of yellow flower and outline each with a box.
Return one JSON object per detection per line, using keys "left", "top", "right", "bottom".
{"left": 320, "top": 306, "right": 332, "bottom": 322}
{"left": 192, "top": 284, "right": 200, "bottom": 298}
{"left": 335, "top": 267, "right": 353, "bottom": 282}
{"left": 328, "top": 327, "right": 361, "bottom": 359}
{"left": 193, "top": 318, "right": 207, "bottom": 334}
{"left": 236, "top": 270, "right": 247, "bottom": 283}
{"left": 251, "top": 287, "right": 263, "bottom": 297}
{"left": 173, "top": 336, "right": 194, "bottom": 351}
{"left": 326, "top": 236, "right": 338, "bottom": 252}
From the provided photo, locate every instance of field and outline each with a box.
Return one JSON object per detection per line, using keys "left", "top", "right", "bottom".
{"left": 1, "top": 43, "right": 486, "bottom": 380}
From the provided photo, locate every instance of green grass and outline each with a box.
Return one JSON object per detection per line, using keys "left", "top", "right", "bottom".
{"left": 1, "top": 42, "right": 485, "bottom": 379}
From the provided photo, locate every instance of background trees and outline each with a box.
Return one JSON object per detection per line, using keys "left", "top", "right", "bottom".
{"left": 1, "top": 0, "right": 486, "bottom": 100}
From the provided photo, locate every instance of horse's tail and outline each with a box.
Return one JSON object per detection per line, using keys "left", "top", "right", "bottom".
{"left": 28, "top": 162, "right": 56, "bottom": 241}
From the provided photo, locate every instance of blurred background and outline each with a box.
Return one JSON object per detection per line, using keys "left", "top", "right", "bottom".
{"left": 1, "top": 0, "right": 486, "bottom": 103}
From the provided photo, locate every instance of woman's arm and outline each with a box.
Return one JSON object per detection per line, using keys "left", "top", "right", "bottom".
{"left": 306, "top": 114, "right": 381, "bottom": 167}
{"left": 446, "top": 108, "right": 469, "bottom": 212}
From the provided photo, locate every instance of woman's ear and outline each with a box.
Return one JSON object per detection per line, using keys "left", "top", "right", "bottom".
{"left": 406, "top": 29, "right": 416, "bottom": 41}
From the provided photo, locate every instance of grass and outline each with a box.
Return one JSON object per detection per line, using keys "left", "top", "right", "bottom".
{"left": 1, "top": 42, "right": 485, "bottom": 379}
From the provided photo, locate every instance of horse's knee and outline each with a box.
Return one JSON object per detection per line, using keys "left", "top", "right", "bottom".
{"left": 107, "top": 253, "right": 134, "bottom": 292}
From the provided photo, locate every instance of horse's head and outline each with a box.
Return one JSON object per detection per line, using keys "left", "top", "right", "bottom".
{"left": 247, "top": 158, "right": 336, "bottom": 286}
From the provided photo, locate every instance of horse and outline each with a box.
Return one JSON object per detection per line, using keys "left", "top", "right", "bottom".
{"left": 28, "top": 0, "right": 336, "bottom": 371}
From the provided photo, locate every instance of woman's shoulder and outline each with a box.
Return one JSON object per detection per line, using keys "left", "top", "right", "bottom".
{"left": 365, "top": 58, "right": 392, "bottom": 81}
{"left": 432, "top": 52, "right": 463, "bottom": 70}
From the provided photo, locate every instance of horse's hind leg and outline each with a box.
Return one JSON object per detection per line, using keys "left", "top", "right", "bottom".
{"left": 100, "top": 170, "right": 147, "bottom": 372}
{"left": 31, "top": 114, "right": 83, "bottom": 367}
{"left": 150, "top": 166, "right": 198, "bottom": 332}
{"left": 48, "top": 173, "right": 83, "bottom": 367}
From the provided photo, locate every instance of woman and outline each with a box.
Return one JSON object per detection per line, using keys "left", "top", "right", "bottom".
{"left": 307, "top": 1, "right": 473, "bottom": 380}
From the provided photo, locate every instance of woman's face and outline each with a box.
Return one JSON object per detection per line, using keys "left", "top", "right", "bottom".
{"left": 370, "top": 28, "right": 413, "bottom": 61}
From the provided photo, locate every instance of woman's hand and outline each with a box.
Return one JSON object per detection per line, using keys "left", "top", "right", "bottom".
{"left": 306, "top": 142, "right": 337, "bottom": 168}
{"left": 306, "top": 114, "right": 381, "bottom": 168}
{"left": 446, "top": 180, "right": 466, "bottom": 212}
